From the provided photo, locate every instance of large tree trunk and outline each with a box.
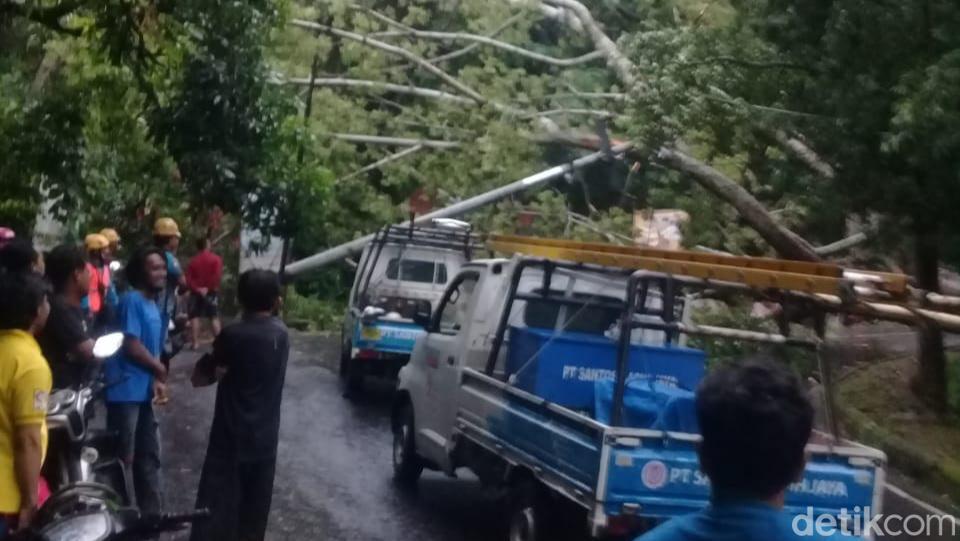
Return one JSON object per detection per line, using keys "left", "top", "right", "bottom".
{"left": 912, "top": 218, "right": 948, "bottom": 413}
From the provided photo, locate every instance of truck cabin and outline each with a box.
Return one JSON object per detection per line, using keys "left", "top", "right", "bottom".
{"left": 350, "top": 224, "right": 479, "bottom": 321}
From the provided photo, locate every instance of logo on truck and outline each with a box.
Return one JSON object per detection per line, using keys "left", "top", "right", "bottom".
{"left": 641, "top": 460, "right": 669, "bottom": 490}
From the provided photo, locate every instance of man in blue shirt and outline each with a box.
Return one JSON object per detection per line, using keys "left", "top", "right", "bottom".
{"left": 153, "top": 217, "right": 186, "bottom": 364}
{"left": 637, "top": 362, "right": 860, "bottom": 541}
{"left": 104, "top": 246, "right": 169, "bottom": 516}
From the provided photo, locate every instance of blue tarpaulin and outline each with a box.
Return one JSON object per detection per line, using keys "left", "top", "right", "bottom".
{"left": 594, "top": 378, "right": 700, "bottom": 433}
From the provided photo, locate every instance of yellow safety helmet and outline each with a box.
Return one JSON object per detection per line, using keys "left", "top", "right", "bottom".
{"left": 84, "top": 233, "right": 110, "bottom": 251}
{"left": 100, "top": 228, "right": 121, "bottom": 244}
{"left": 153, "top": 217, "right": 182, "bottom": 238}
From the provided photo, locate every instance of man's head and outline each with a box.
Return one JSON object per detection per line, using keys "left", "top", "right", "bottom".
{"left": 0, "top": 272, "right": 51, "bottom": 335}
{"left": 126, "top": 247, "right": 168, "bottom": 293}
{"left": 85, "top": 233, "right": 110, "bottom": 263}
{"left": 153, "top": 217, "right": 181, "bottom": 252}
{"left": 196, "top": 237, "right": 210, "bottom": 252}
{"left": 100, "top": 228, "right": 121, "bottom": 257}
{"left": 696, "top": 361, "right": 814, "bottom": 503}
{"left": 46, "top": 244, "right": 89, "bottom": 296}
{"left": 238, "top": 269, "right": 281, "bottom": 314}
{"left": 0, "top": 238, "right": 43, "bottom": 275}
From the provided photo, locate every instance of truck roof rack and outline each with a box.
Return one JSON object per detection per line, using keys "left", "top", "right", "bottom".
{"left": 487, "top": 234, "right": 909, "bottom": 298}
{"left": 374, "top": 223, "right": 484, "bottom": 254}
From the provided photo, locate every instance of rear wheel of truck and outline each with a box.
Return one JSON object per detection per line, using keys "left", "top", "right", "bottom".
{"left": 338, "top": 337, "right": 350, "bottom": 377}
{"left": 508, "top": 481, "right": 552, "bottom": 541}
{"left": 392, "top": 404, "right": 423, "bottom": 487}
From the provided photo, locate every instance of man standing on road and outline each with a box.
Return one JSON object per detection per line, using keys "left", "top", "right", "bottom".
{"left": 186, "top": 237, "right": 223, "bottom": 350}
{"left": 189, "top": 270, "right": 289, "bottom": 541}
{"left": 38, "top": 245, "right": 98, "bottom": 389}
{"left": 103, "top": 247, "right": 168, "bottom": 517}
{"left": 153, "top": 218, "right": 186, "bottom": 366}
{"left": 0, "top": 273, "right": 52, "bottom": 537}
{"left": 83, "top": 233, "right": 116, "bottom": 333}
{"left": 636, "top": 361, "right": 859, "bottom": 541}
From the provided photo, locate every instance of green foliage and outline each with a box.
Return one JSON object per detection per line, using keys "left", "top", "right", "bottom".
{"left": 689, "top": 302, "right": 816, "bottom": 376}
{"left": 283, "top": 286, "right": 345, "bottom": 331}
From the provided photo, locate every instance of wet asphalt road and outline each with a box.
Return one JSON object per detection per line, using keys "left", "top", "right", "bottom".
{"left": 158, "top": 332, "right": 957, "bottom": 541}
{"left": 159, "top": 332, "right": 505, "bottom": 541}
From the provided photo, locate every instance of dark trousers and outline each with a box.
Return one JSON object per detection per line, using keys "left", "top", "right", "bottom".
{"left": 106, "top": 401, "right": 163, "bottom": 514}
{"left": 189, "top": 453, "right": 277, "bottom": 541}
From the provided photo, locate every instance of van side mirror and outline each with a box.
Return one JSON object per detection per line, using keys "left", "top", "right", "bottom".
{"left": 413, "top": 311, "right": 432, "bottom": 330}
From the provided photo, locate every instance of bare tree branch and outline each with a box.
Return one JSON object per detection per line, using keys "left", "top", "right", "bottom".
{"left": 337, "top": 145, "right": 425, "bottom": 182}
{"left": 815, "top": 232, "right": 868, "bottom": 256}
{"left": 772, "top": 130, "right": 837, "bottom": 180}
{"left": 323, "top": 133, "right": 461, "bottom": 149}
{"left": 283, "top": 77, "right": 474, "bottom": 105}
{"left": 350, "top": 4, "right": 416, "bottom": 33}
{"left": 655, "top": 147, "right": 821, "bottom": 262}
{"left": 425, "top": 13, "right": 524, "bottom": 65}
{"left": 541, "top": 0, "right": 639, "bottom": 88}
{"left": 290, "top": 19, "right": 490, "bottom": 105}
{"left": 363, "top": 27, "right": 603, "bottom": 67}
{"left": 523, "top": 108, "right": 620, "bottom": 119}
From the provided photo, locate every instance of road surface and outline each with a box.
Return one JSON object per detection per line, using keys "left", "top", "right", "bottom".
{"left": 159, "top": 332, "right": 956, "bottom": 540}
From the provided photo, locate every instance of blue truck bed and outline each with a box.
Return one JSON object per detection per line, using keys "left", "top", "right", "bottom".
{"left": 456, "top": 368, "right": 886, "bottom": 537}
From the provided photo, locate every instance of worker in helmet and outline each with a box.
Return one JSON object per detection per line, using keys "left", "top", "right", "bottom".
{"left": 153, "top": 218, "right": 186, "bottom": 363}
{"left": 81, "top": 233, "right": 116, "bottom": 333}
{"left": 99, "top": 228, "right": 123, "bottom": 315}
{"left": 100, "top": 228, "right": 121, "bottom": 260}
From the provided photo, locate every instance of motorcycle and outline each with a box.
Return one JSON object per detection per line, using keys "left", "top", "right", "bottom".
{"left": 44, "top": 333, "right": 129, "bottom": 502}
{"left": 12, "top": 482, "right": 208, "bottom": 541}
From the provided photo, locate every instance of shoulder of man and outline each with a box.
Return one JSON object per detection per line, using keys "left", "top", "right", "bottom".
{"left": 635, "top": 515, "right": 700, "bottom": 541}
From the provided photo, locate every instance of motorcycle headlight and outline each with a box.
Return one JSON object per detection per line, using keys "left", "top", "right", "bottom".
{"left": 39, "top": 512, "right": 111, "bottom": 541}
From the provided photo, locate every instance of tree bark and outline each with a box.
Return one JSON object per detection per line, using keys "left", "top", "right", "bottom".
{"left": 657, "top": 147, "right": 821, "bottom": 262}
{"left": 912, "top": 218, "right": 948, "bottom": 413}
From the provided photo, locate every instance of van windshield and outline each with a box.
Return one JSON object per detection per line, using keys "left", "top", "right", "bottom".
{"left": 385, "top": 258, "right": 448, "bottom": 284}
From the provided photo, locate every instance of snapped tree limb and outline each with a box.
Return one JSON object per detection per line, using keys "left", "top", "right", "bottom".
{"left": 284, "top": 77, "right": 474, "bottom": 106}
{"left": 324, "top": 133, "right": 461, "bottom": 149}
{"left": 337, "top": 145, "right": 425, "bottom": 182}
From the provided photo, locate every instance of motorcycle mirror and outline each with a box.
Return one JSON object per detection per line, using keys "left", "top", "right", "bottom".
{"left": 109, "top": 260, "right": 122, "bottom": 273}
{"left": 93, "top": 332, "right": 124, "bottom": 359}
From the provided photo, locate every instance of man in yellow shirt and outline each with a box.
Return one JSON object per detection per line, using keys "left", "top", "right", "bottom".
{"left": 0, "top": 272, "right": 52, "bottom": 537}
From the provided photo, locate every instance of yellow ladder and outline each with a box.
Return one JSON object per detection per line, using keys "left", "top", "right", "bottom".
{"left": 487, "top": 234, "right": 908, "bottom": 297}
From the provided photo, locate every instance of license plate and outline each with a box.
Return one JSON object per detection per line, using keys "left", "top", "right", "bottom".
{"left": 360, "top": 327, "right": 382, "bottom": 340}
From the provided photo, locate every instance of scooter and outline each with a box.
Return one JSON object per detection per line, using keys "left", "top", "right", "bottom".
{"left": 12, "top": 482, "right": 208, "bottom": 541}
{"left": 44, "top": 333, "right": 129, "bottom": 502}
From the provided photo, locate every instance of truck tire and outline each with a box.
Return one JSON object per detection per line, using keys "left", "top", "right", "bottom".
{"left": 508, "top": 481, "right": 552, "bottom": 541}
{"left": 392, "top": 404, "right": 423, "bottom": 487}
{"left": 338, "top": 338, "right": 350, "bottom": 378}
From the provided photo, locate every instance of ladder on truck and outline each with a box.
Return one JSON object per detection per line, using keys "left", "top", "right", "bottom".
{"left": 487, "top": 233, "right": 908, "bottom": 299}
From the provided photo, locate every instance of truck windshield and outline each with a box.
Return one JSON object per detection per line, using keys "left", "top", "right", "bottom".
{"left": 386, "top": 258, "right": 448, "bottom": 284}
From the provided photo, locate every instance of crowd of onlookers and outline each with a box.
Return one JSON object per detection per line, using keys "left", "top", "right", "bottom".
{"left": 0, "top": 220, "right": 291, "bottom": 541}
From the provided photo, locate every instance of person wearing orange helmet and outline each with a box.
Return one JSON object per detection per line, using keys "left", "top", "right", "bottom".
{"left": 153, "top": 218, "right": 186, "bottom": 363}
{"left": 99, "top": 228, "right": 121, "bottom": 261}
{"left": 82, "top": 233, "right": 116, "bottom": 333}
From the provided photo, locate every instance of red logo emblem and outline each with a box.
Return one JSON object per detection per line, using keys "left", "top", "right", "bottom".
{"left": 641, "top": 460, "right": 668, "bottom": 490}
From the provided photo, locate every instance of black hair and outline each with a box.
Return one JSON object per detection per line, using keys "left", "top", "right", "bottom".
{"left": 0, "top": 238, "right": 40, "bottom": 274}
{"left": 0, "top": 272, "right": 50, "bottom": 330}
{"left": 126, "top": 246, "right": 166, "bottom": 290}
{"left": 46, "top": 244, "right": 87, "bottom": 291}
{"left": 153, "top": 235, "right": 175, "bottom": 249}
{"left": 238, "top": 269, "right": 280, "bottom": 312}
{"left": 196, "top": 237, "right": 210, "bottom": 251}
{"left": 696, "top": 361, "right": 814, "bottom": 500}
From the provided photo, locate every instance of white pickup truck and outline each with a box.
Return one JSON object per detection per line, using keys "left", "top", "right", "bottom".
{"left": 392, "top": 253, "right": 886, "bottom": 541}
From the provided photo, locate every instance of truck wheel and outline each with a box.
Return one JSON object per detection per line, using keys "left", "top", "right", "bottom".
{"left": 508, "top": 481, "right": 551, "bottom": 541}
{"left": 393, "top": 404, "right": 423, "bottom": 486}
{"left": 338, "top": 339, "right": 350, "bottom": 378}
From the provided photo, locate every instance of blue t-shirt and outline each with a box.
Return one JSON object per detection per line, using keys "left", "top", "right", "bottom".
{"left": 104, "top": 290, "right": 163, "bottom": 403}
{"left": 637, "top": 501, "right": 861, "bottom": 541}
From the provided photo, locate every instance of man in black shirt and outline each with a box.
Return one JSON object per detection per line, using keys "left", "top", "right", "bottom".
{"left": 190, "top": 269, "right": 289, "bottom": 541}
{"left": 38, "top": 245, "right": 96, "bottom": 389}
